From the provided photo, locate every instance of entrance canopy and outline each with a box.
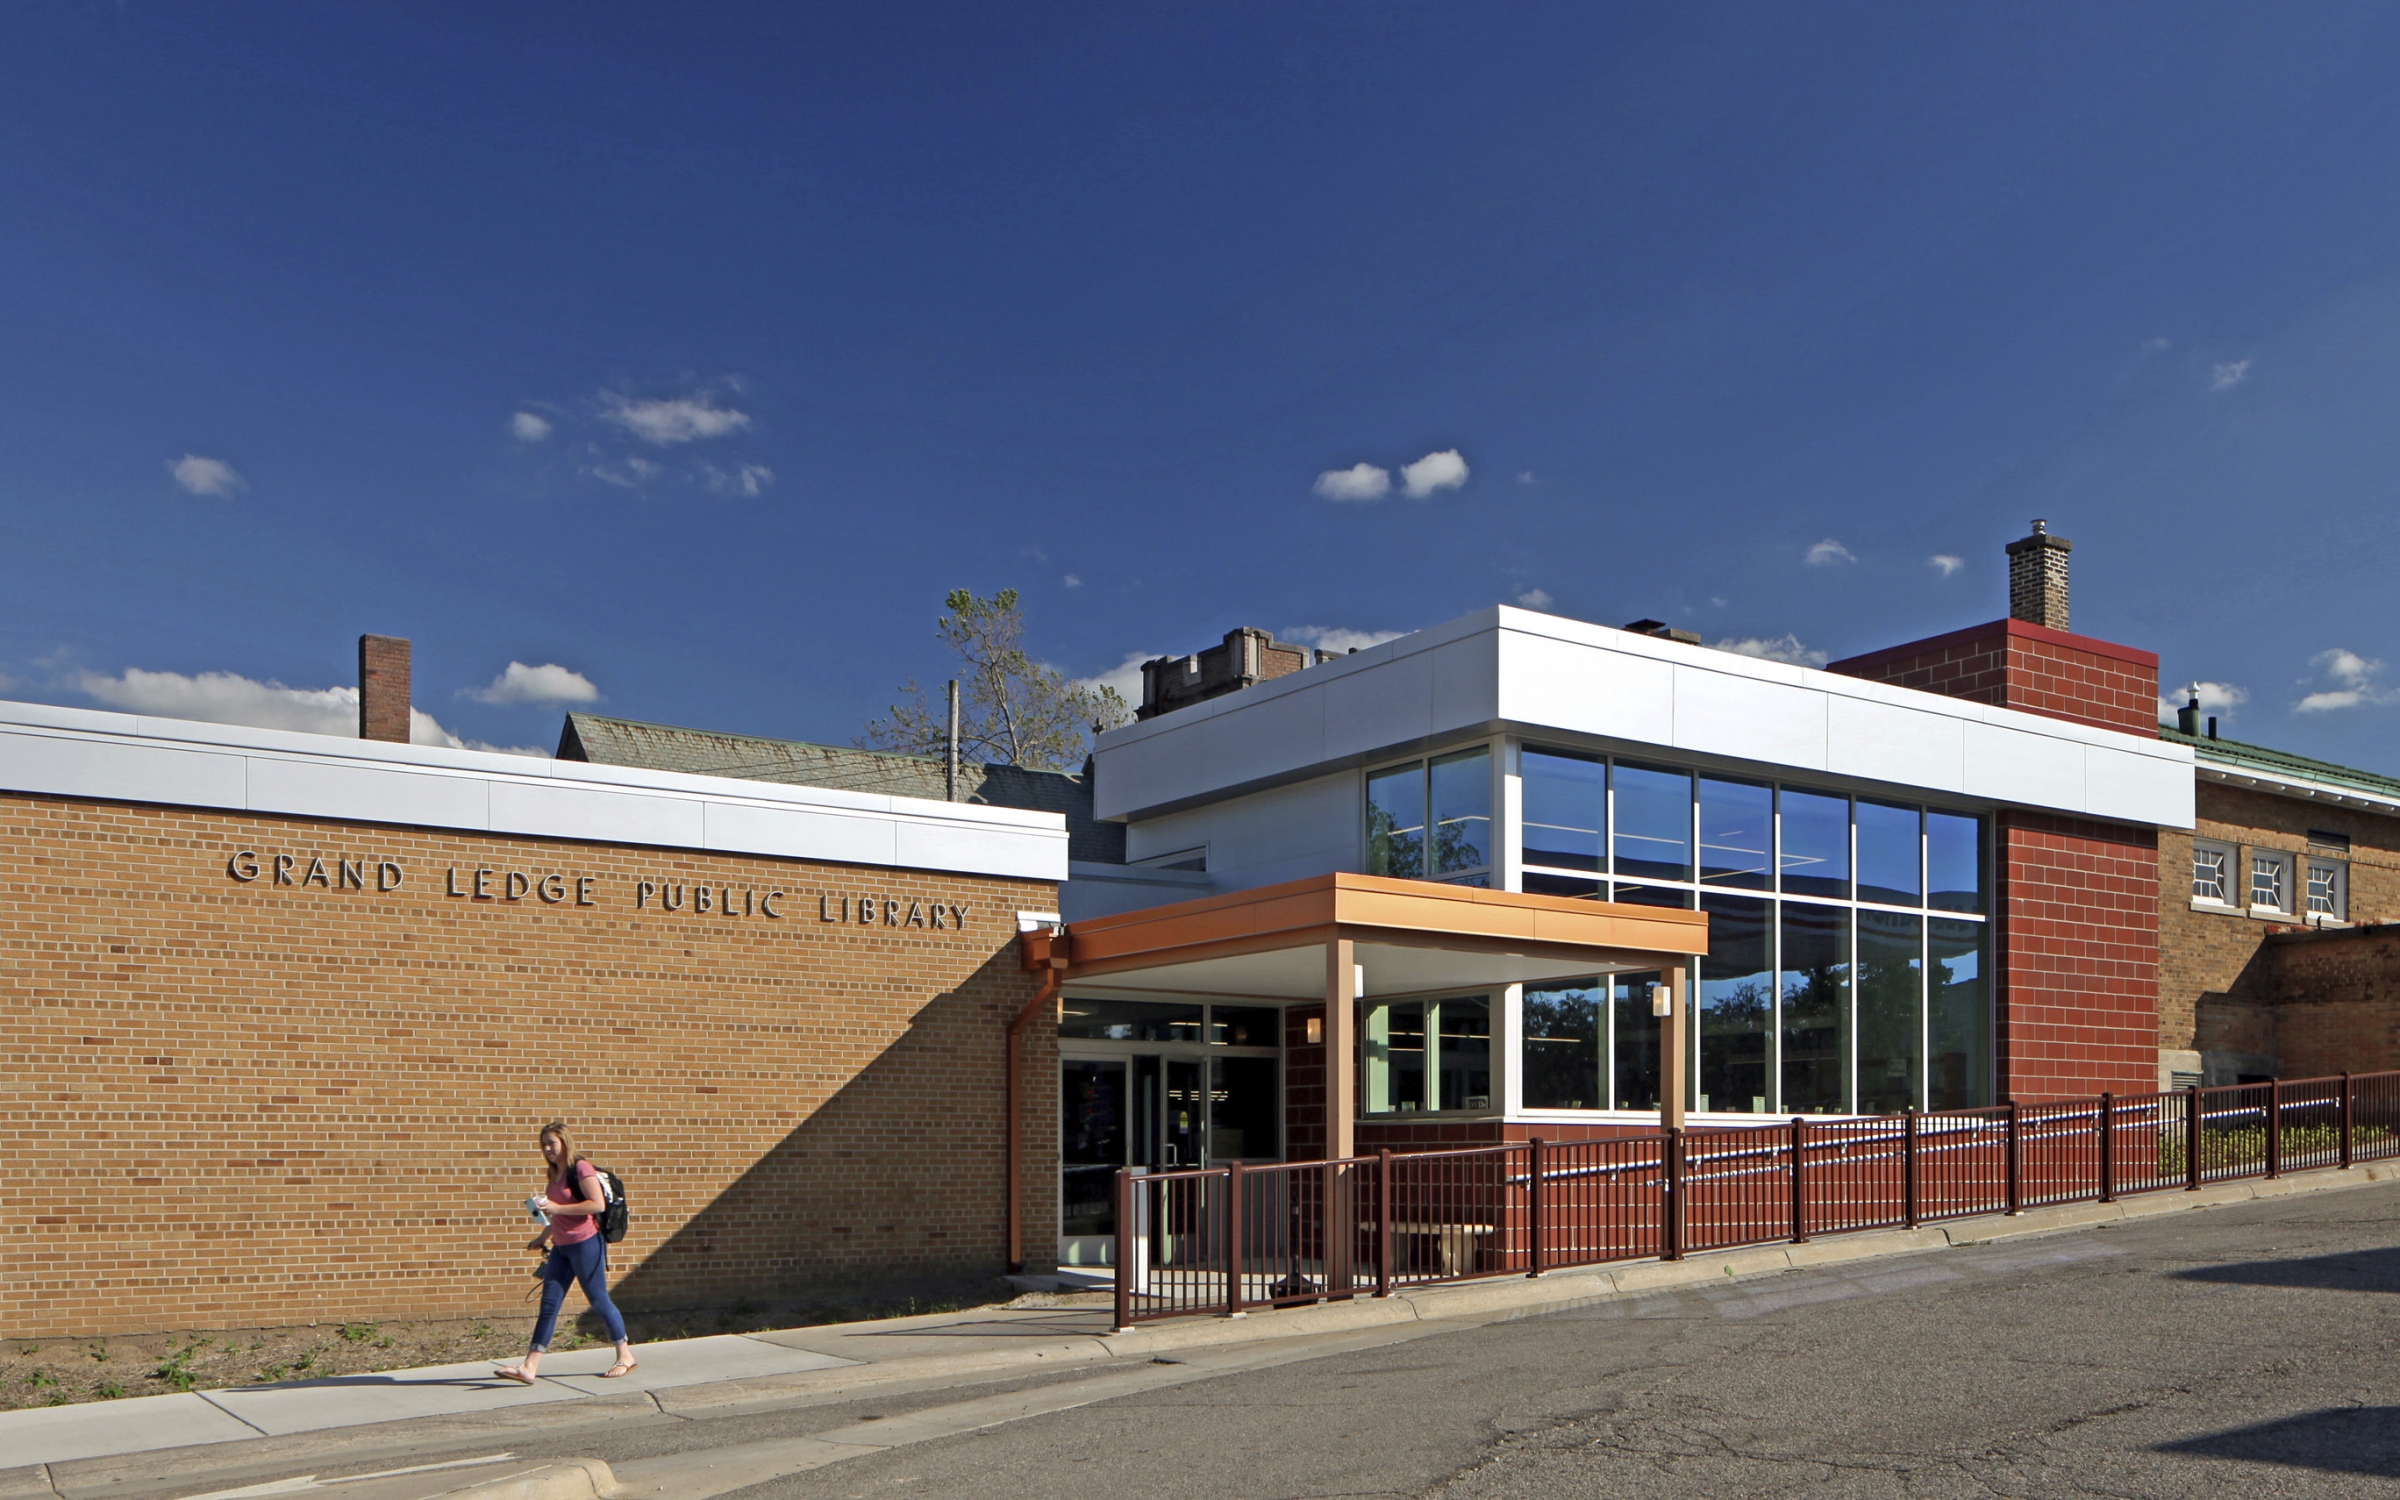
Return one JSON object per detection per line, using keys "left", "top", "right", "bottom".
{"left": 1023, "top": 872, "right": 1710, "bottom": 1153}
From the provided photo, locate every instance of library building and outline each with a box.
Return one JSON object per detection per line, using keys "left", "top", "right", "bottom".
{"left": 8, "top": 522, "right": 2398, "bottom": 1334}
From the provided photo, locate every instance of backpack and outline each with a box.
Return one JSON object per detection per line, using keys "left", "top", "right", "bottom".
{"left": 576, "top": 1159, "right": 631, "bottom": 1244}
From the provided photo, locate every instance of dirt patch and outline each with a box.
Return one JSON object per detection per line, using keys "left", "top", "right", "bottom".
{"left": 2, "top": 1277, "right": 1033, "bottom": 1412}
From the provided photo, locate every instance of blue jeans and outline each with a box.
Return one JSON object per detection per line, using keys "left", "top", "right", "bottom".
{"left": 531, "top": 1235, "right": 627, "bottom": 1350}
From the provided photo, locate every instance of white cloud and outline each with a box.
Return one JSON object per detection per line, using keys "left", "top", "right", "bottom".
{"left": 1285, "top": 625, "right": 1408, "bottom": 656}
{"left": 2295, "top": 648, "right": 2398, "bottom": 712}
{"left": 1400, "top": 449, "right": 1469, "bottom": 499}
{"left": 2158, "top": 680, "right": 2248, "bottom": 722}
{"left": 1315, "top": 463, "right": 1391, "bottom": 502}
{"left": 1514, "top": 588, "right": 1554, "bottom": 610}
{"left": 510, "top": 412, "right": 552, "bottom": 442}
{"left": 701, "top": 462, "right": 774, "bottom": 496}
{"left": 169, "top": 455, "right": 243, "bottom": 497}
{"left": 2210, "top": 359, "right": 2252, "bottom": 391}
{"left": 1711, "top": 633, "right": 1830, "bottom": 668}
{"left": 600, "top": 392, "right": 752, "bottom": 445}
{"left": 1063, "top": 574, "right": 1083, "bottom": 589}
{"left": 1929, "top": 554, "right": 1964, "bottom": 577}
{"left": 1072, "top": 651, "right": 1155, "bottom": 704}
{"left": 1805, "top": 538, "right": 1857, "bottom": 566}
{"left": 586, "top": 455, "right": 662, "bottom": 489}
{"left": 1516, "top": 471, "right": 1537, "bottom": 485}
{"left": 70, "top": 665, "right": 547, "bottom": 755}
{"left": 468, "top": 661, "right": 600, "bottom": 706}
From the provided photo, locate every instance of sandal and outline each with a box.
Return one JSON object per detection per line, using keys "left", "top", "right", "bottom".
{"left": 600, "top": 1360, "right": 638, "bottom": 1379}
{"left": 493, "top": 1366, "right": 537, "bottom": 1386}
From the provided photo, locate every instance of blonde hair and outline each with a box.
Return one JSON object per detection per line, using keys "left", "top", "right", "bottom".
{"left": 540, "top": 1121, "right": 578, "bottom": 1184}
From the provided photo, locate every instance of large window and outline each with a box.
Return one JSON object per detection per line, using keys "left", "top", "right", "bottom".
{"left": 1513, "top": 748, "right": 1992, "bottom": 1114}
{"left": 1366, "top": 747, "right": 1492, "bottom": 886}
{"left": 1365, "top": 995, "right": 1492, "bottom": 1114}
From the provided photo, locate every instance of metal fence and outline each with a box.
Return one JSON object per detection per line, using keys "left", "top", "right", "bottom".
{"left": 1110, "top": 1069, "right": 2400, "bottom": 1327}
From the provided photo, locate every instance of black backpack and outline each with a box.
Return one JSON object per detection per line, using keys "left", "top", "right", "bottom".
{"left": 578, "top": 1159, "right": 631, "bottom": 1244}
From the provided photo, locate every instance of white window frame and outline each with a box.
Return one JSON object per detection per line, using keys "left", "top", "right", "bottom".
{"left": 2248, "top": 848, "right": 2293, "bottom": 916}
{"left": 2307, "top": 858, "right": 2348, "bottom": 923}
{"left": 2190, "top": 839, "right": 2237, "bottom": 909}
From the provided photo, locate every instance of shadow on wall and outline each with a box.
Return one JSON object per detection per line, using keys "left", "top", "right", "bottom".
{"left": 590, "top": 945, "right": 1055, "bottom": 1318}
{"left": 2170, "top": 1245, "right": 2400, "bottom": 1294}
{"left": 2158, "top": 1407, "right": 2400, "bottom": 1477}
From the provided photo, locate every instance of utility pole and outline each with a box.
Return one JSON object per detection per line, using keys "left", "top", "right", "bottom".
{"left": 945, "top": 679, "right": 960, "bottom": 802}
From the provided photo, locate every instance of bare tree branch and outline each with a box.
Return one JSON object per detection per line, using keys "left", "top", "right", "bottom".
{"left": 861, "top": 588, "right": 1132, "bottom": 771}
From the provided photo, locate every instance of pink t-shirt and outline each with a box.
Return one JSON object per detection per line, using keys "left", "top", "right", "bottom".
{"left": 547, "top": 1160, "right": 602, "bottom": 1245}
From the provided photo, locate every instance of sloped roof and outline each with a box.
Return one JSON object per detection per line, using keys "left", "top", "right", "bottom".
{"left": 2159, "top": 723, "right": 2400, "bottom": 810}
{"left": 557, "top": 713, "right": 1124, "bottom": 864}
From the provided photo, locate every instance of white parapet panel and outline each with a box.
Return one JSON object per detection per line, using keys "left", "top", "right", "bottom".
{"left": 0, "top": 699, "right": 1068, "bottom": 882}
{"left": 1094, "top": 606, "right": 2195, "bottom": 830}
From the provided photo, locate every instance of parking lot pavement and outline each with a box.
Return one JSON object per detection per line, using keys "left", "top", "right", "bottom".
{"left": 719, "top": 1180, "right": 2400, "bottom": 1500}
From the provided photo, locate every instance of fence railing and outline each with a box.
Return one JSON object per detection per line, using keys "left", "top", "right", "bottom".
{"left": 1110, "top": 1070, "right": 2400, "bottom": 1327}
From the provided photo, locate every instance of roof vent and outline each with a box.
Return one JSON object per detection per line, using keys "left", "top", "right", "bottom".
{"left": 1622, "top": 618, "right": 1701, "bottom": 646}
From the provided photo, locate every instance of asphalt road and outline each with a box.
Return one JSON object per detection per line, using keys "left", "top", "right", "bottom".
{"left": 734, "top": 1183, "right": 2400, "bottom": 1500}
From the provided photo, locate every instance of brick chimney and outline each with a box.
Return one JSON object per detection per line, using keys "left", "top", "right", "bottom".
{"left": 2005, "top": 519, "right": 2072, "bottom": 631}
{"left": 358, "top": 634, "right": 412, "bottom": 743}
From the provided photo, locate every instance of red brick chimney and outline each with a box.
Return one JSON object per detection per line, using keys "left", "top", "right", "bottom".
{"left": 358, "top": 634, "right": 412, "bottom": 743}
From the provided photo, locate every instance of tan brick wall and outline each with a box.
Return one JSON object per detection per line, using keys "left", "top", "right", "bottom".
{"left": 0, "top": 791, "right": 1056, "bottom": 1338}
{"left": 2158, "top": 782, "right": 2400, "bottom": 1055}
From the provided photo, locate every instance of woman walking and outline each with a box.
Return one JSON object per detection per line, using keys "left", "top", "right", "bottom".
{"left": 495, "top": 1122, "right": 636, "bottom": 1383}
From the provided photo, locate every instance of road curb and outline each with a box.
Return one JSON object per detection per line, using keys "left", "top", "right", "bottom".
{"left": 425, "top": 1457, "right": 617, "bottom": 1500}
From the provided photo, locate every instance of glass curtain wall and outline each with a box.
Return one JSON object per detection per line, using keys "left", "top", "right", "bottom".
{"left": 1366, "top": 747, "right": 1493, "bottom": 886}
{"left": 1511, "top": 746, "right": 1992, "bottom": 1115}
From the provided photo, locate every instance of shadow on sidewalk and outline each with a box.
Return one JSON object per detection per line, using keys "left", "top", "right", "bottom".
{"left": 2169, "top": 1245, "right": 2400, "bottom": 1293}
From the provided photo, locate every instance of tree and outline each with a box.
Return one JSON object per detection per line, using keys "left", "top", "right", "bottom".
{"left": 861, "top": 588, "right": 1132, "bottom": 771}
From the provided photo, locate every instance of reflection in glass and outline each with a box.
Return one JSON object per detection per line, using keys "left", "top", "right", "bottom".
{"left": 1779, "top": 788, "right": 1851, "bottom": 899}
{"left": 1698, "top": 895, "right": 1771, "bottom": 1113}
{"left": 1524, "top": 871, "right": 1604, "bottom": 899}
{"left": 1209, "top": 1006, "right": 1281, "bottom": 1047}
{"left": 1210, "top": 1055, "right": 1279, "bottom": 1160}
{"left": 1437, "top": 997, "right": 1493, "bottom": 1110}
{"left": 1857, "top": 912, "right": 1923, "bottom": 1114}
{"left": 1614, "top": 763, "right": 1693, "bottom": 882}
{"left": 1856, "top": 800, "right": 1922, "bottom": 906}
{"left": 1927, "top": 811, "right": 1984, "bottom": 914}
{"left": 1059, "top": 998, "right": 1203, "bottom": 1042}
{"left": 1060, "top": 1060, "right": 1126, "bottom": 1240}
{"left": 1929, "top": 918, "right": 1991, "bottom": 1109}
{"left": 1365, "top": 1001, "right": 1426, "bottom": 1114}
{"left": 1613, "top": 971, "right": 1663, "bottom": 1109}
{"left": 1366, "top": 763, "right": 1426, "bottom": 878}
{"left": 1430, "top": 749, "right": 1492, "bottom": 875}
{"left": 1522, "top": 983, "right": 1602, "bottom": 1109}
{"left": 1610, "top": 882, "right": 1693, "bottom": 908}
{"left": 1780, "top": 904, "right": 1850, "bottom": 1114}
{"left": 1700, "top": 778, "right": 1772, "bottom": 888}
{"left": 1522, "top": 749, "right": 1605, "bottom": 872}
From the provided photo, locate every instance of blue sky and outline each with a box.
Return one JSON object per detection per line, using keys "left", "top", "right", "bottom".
{"left": 7, "top": 3, "right": 2400, "bottom": 766}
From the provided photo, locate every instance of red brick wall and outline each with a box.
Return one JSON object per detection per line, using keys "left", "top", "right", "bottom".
{"left": 1826, "top": 619, "right": 2159, "bottom": 737}
{"left": 1997, "top": 812, "right": 2160, "bottom": 1099}
{"left": 0, "top": 790, "right": 1052, "bottom": 1338}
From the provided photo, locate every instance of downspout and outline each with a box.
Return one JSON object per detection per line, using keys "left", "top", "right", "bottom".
{"left": 1007, "top": 925, "right": 1067, "bottom": 1273}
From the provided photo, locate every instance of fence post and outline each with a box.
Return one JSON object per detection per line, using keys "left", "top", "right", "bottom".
{"left": 2341, "top": 1072, "right": 2354, "bottom": 1170}
{"left": 1526, "top": 1137, "right": 1546, "bottom": 1278}
{"left": 1323, "top": 1157, "right": 1342, "bottom": 1298}
{"left": 1903, "top": 1107, "right": 1920, "bottom": 1228}
{"left": 2185, "top": 1085, "right": 2202, "bottom": 1191}
{"left": 2097, "top": 1093, "right": 2114, "bottom": 1204}
{"left": 2005, "top": 1100, "right": 2022, "bottom": 1216}
{"left": 1225, "top": 1163, "right": 1245, "bottom": 1317}
{"left": 1663, "top": 1128, "right": 1684, "bottom": 1262}
{"left": 1790, "top": 1117, "right": 1808, "bottom": 1244}
{"left": 1376, "top": 1148, "right": 1393, "bottom": 1298}
{"left": 1113, "top": 1167, "right": 1133, "bottom": 1333}
{"left": 2266, "top": 1079, "right": 2282, "bottom": 1180}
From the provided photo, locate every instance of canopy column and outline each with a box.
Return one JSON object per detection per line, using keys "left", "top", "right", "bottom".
{"left": 1326, "top": 934, "right": 1358, "bottom": 1159}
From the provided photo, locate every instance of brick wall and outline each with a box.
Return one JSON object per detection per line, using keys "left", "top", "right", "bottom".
{"left": 2162, "top": 782, "right": 2400, "bottom": 1059}
{"left": 1996, "top": 811, "right": 2160, "bottom": 1099}
{"left": 0, "top": 791, "right": 1052, "bottom": 1338}
{"left": 2252, "top": 926, "right": 2400, "bottom": 1076}
{"left": 1825, "top": 618, "right": 2159, "bottom": 736}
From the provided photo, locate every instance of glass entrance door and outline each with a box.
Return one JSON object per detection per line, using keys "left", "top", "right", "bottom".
{"left": 1057, "top": 1039, "right": 1282, "bottom": 1268}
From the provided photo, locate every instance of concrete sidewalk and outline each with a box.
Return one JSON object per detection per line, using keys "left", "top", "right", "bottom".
{"left": 7, "top": 1160, "right": 2392, "bottom": 1488}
